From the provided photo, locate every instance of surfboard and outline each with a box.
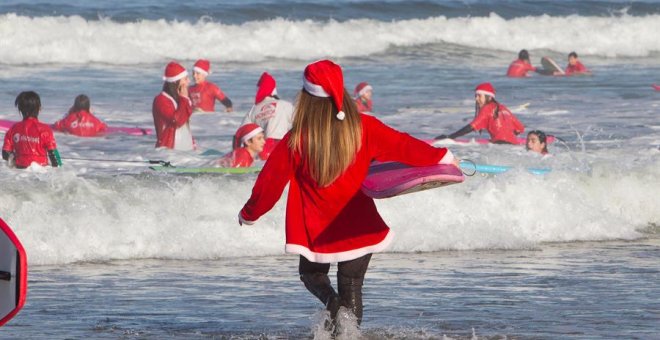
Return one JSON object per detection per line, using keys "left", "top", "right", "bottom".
{"left": 0, "top": 218, "right": 27, "bottom": 327}
{"left": 459, "top": 161, "right": 551, "bottom": 175}
{"left": 149, "top": 165, "right": 261, "bottom": 174}
{"left": 540, "top": 57, "right": 565, "bottom": 76}
{"left": 361, "top": 162, "right": 464, "bottom": 199}
{"left": 0, "top": 119, "right": 153, "bottom": 136}
{"left": 430, "top": 135, "right": 556, "bottom": 146}
{"left": 653, "top": 84, "right": 660, "bottom": 91}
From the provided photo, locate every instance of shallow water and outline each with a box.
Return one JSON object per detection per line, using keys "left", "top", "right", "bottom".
{"left": 3, "top": 237, "right": 659, "bottom": 339}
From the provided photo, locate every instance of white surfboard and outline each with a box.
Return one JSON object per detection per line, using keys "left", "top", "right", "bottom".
{"left": 0, "top": 218, "right": 27, "bottom": 327}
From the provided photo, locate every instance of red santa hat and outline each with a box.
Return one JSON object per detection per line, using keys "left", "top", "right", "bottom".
{"left": 475, "top": 82, "right": 496, "bottom": 98}
{"left": 255, "top": 72, "right": 277, "bottom": 104}
{"left": 193, "top": 59, "right": 211, "bottom": 76}
{"left": 162, "top": 61, "right": 188, "bottom": 82}
{"left": 233, "top": 123, "right": 263, "bottom": 150}
{"left": 302, "top": 59, "right": 346, "bottom": 120}
{"left": 353, "top": 82, "right": 372, "bottom": 99}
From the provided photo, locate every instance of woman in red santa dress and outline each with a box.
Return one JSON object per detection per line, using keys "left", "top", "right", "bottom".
{"left": 152, "top": 61, "right": 195, "bottom": 150}
{"left": 238, "top": 59, "right": 458, "bottom": 328}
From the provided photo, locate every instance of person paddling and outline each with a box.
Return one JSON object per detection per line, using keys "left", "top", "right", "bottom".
{"left": 53, "top": 94, "right": 107, "bottom": 137}
{"left": 506, "top": 49, "right": 537, "bottom": 77}
{"left": 435, "top": 82, "right": 525, "bottom": 144}
{"left": 238, "top": 59, "right": 458, "bottom": 330}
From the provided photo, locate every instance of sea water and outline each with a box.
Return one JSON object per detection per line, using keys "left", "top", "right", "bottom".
{"left": 0, "top": 0, "right": 658, "bottom": 338}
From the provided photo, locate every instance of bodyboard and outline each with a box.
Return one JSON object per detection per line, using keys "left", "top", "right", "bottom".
{"left": 0, "top": 218, "right": 27, "bottom": 327}
{"left": 541, "top": 57, "right": 565, "bottom": 76}
{"left": 149, "top": 166, "right": 261, "bottom": 174}
{"left": 361, "top": 162, "right": 464, "bottom": 199}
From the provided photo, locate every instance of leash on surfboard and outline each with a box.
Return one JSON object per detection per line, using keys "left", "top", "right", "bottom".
{"left": 458, "top": 159, "right": 477, "bottom": 176}
{"left": 61, "top": 157, "right": 174, "bottom": 167}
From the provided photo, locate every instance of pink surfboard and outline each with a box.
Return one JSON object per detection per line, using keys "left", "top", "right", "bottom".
{"left": 427, "top": 135, "right": 556, "bottom": 145}
{"left": 0, "top": 218, "right": 27, "bottom": 327}
{"left": 0, "top": 119, "right": 152, "bottom": 136}
{"left": 361, "top": 162, "right": 464, "bottom": 199}
{"left": 653, "top": 84, "right": 660, "bottom": 91}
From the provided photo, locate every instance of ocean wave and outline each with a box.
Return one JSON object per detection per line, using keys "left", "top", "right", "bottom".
{"left": 1, "top": 160, "right": 657, "bottom": 265}
{"left": 1, "top": 13, "right": 659, "bottom": 65}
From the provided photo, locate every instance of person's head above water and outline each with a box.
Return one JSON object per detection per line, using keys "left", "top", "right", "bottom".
{"left": 568, "top": 51, "right": 579, "bottom": 66}
{"left": 234, "top": 123, "right": 265, "bottom": 155}
{"left": 526, "top": 130, "right": 548, "bottom": 154}
{"left": 518, "top": 49, "right": 530, "bottom": 62}
{"left": 69, "top": 94, "right": 90, "bottom": 114}
{"left": 15, "top": 91, "right": 41, "bottom": 119}
{"left": 354, "top": 82, "right": 373, "bottom": 100}
{"left": 474, "top": 82, "right": 496, "bottom": 108}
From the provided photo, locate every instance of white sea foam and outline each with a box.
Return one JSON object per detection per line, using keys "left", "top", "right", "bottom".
{"left": 1, "top": 13, "right": 659, "bottom": 65}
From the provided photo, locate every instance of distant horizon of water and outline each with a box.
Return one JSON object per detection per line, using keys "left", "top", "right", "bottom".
{"left": 0, "top": 0, "right": 658, "bottom": 338}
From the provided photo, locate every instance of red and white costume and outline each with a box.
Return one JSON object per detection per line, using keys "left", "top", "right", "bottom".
{"left": 152, "top": 62, "right": 194, "bottom": 150}
{"left": 354, "top": 82, "right": 373, "bottom": 113}
{"left": 506, "top": 59, "right": 536, "bottom": 77}
{"left": 565, "top": 60, "right": 589, "bottom": 75}
{"left": 240, "top": 60, "right": 455, "bottom": 263}
{"left": 241, "top": 72, "right": 293, "bottom": 160}
{"left": 2, "top": 117, "right": 57, "bottom": 167}
{"left": 189, "top": 59, "right": 230, "bottom": 112}
{"left": 218, "top": 123, "right": 263, "bottom": 168}
{"left": 52, "top": 110, "right": 107, "bottom": 137}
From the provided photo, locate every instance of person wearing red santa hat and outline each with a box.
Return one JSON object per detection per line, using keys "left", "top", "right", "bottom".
{"left": 189, "top": 59, "right": 233, "bottom": 113}
{"left": 238, "top": 59, "right": 458, "bottom": 328}
{"left": 3, "top": 91, "right": 62, "bottom": 168}
{"left": 53, "top": 94, "right": 108, "bottom": 137}
{"left": 434, "top": 82, "right": 525, "bottom": 144}
{"left": 152, "top": 61, "right": 195, "bottom": 150}
{"left": 353, "top": 82, "right": 373, "bottom": 113}
{"left": 217, "top": 123, "right": 265, "bottom": 167}
{"left": 506, "top": 49, "right": 537, "bottom": 78}
{"left": 240, "top": 72, "right": 293, "bottom": 160}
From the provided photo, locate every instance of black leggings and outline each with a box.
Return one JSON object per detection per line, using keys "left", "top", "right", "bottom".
{"left": 298, "top": 253, "right": 372, "bottom": 280}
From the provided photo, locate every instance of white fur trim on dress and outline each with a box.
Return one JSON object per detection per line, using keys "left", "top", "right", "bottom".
{"left": 193, "top": 67, "right": 209, "bottom": 76}
{"left": 303, "top": 75, "right": 329, "bottom": 97}
{"left": 161, "top": 92, "right": 178, "bottom": 109}
{"left": 285, "top": 230, "right": 394, "bottom": 263}
{"left": 241, "top": 126, "right": 264, "bottom": 145}
{"left": 163, "top": 70, "right": 188, "bottom": 82}
{"left": 475, "top": 90, "right": 495, "bottom": 98}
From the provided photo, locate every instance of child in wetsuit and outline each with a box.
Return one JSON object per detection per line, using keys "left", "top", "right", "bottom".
{"left": 3, "top": 91, "right": 61, "bottom": 168}
{"left": 53, "top": 94, "right": 107, "bottom": 137}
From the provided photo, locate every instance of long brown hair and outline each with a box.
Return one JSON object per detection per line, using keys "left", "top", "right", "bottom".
{"left": 69, "top": 94, "right": 90, "bottom": 114}
{"left": 162, "top": 81, "right": 180, "bottom": 102}
{"left": 288, "top": 88, "right": 362, "bottom": 187}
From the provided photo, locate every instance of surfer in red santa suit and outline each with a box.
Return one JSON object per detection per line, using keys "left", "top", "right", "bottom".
{"left": 240, "top": 72, "right": 293, "bottom": 160}
{"left": 434, "top": 82, "right": 525, "bottom": 144}
{"left": 217, "top": 123, "right": 265, "bottom": 167}
{"left": 152, "top": 61, "right": 195, "bottom": 150}
{"left": 238, "top": 60, "right": 458, "bottom": 328}
{"left": 506, "top": 49, "right": 537, "bottom": 77}
{"left": 189, "top": 59, "right": 233, "bottom": 113}
{"left": 353, "top": 82, "right": 373, "bottom": 113}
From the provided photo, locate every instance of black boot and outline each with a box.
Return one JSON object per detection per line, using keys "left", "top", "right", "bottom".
{"left": 300, "top": 272, "right": 341, "bottom": 320}
{"left": 337, "top": 273, "right": 364, "bottom": 325}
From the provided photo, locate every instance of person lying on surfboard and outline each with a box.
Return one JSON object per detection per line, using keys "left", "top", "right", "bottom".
{"left": 434, "top": 82, "right": 525, "bottom": 144}
{"left": 353, "top": 81, "right": 373, "bottom": 113}
{"left": 562, "top": 51, "right": 591, "bottom": 76}
{"left": 2, "top": 91, "right": 62, "bottom": 168}
{"left": 238, "top": 59, "right": 458, "bottom": 331}
{"left": 526, "top": 130, "right": 549, "bottom": 155}
{"left": 217, "top": 123, "right": 265, "bottom": 167}
{"left": 189, "top": 59, "right": 233, "bottom": 113}
{"left": 240, "top": 72, "right": 294, "bottom": 160}
{"left": 506, "top": 49, "right": 537, "bottom": 77}
{"left": 53, "top": 94, "right": 108, "bottom": 137}
{"left": 153, "top": 61, "right": 195, "bottom": 151}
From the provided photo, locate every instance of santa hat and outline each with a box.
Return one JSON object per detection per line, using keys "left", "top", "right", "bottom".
{"left": 162, "top": 61, "right": 188, "bottom": 82}
{"left": 475, "top": 82, "right": 495, "bottom": 98}
{"left": 302, "top": 59, "right": 346, "bottom": 120}
{"left": 353, "top": 82, "right": 372, "bottom": 99}
{"left": 193, "top": 59, "right": 211, "bottom": 76}
{"left": 233, "top": 123, "right": 263, "bottom": 150}
{"left": 255, "top": 72, "right": 277, "bottom": 104}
